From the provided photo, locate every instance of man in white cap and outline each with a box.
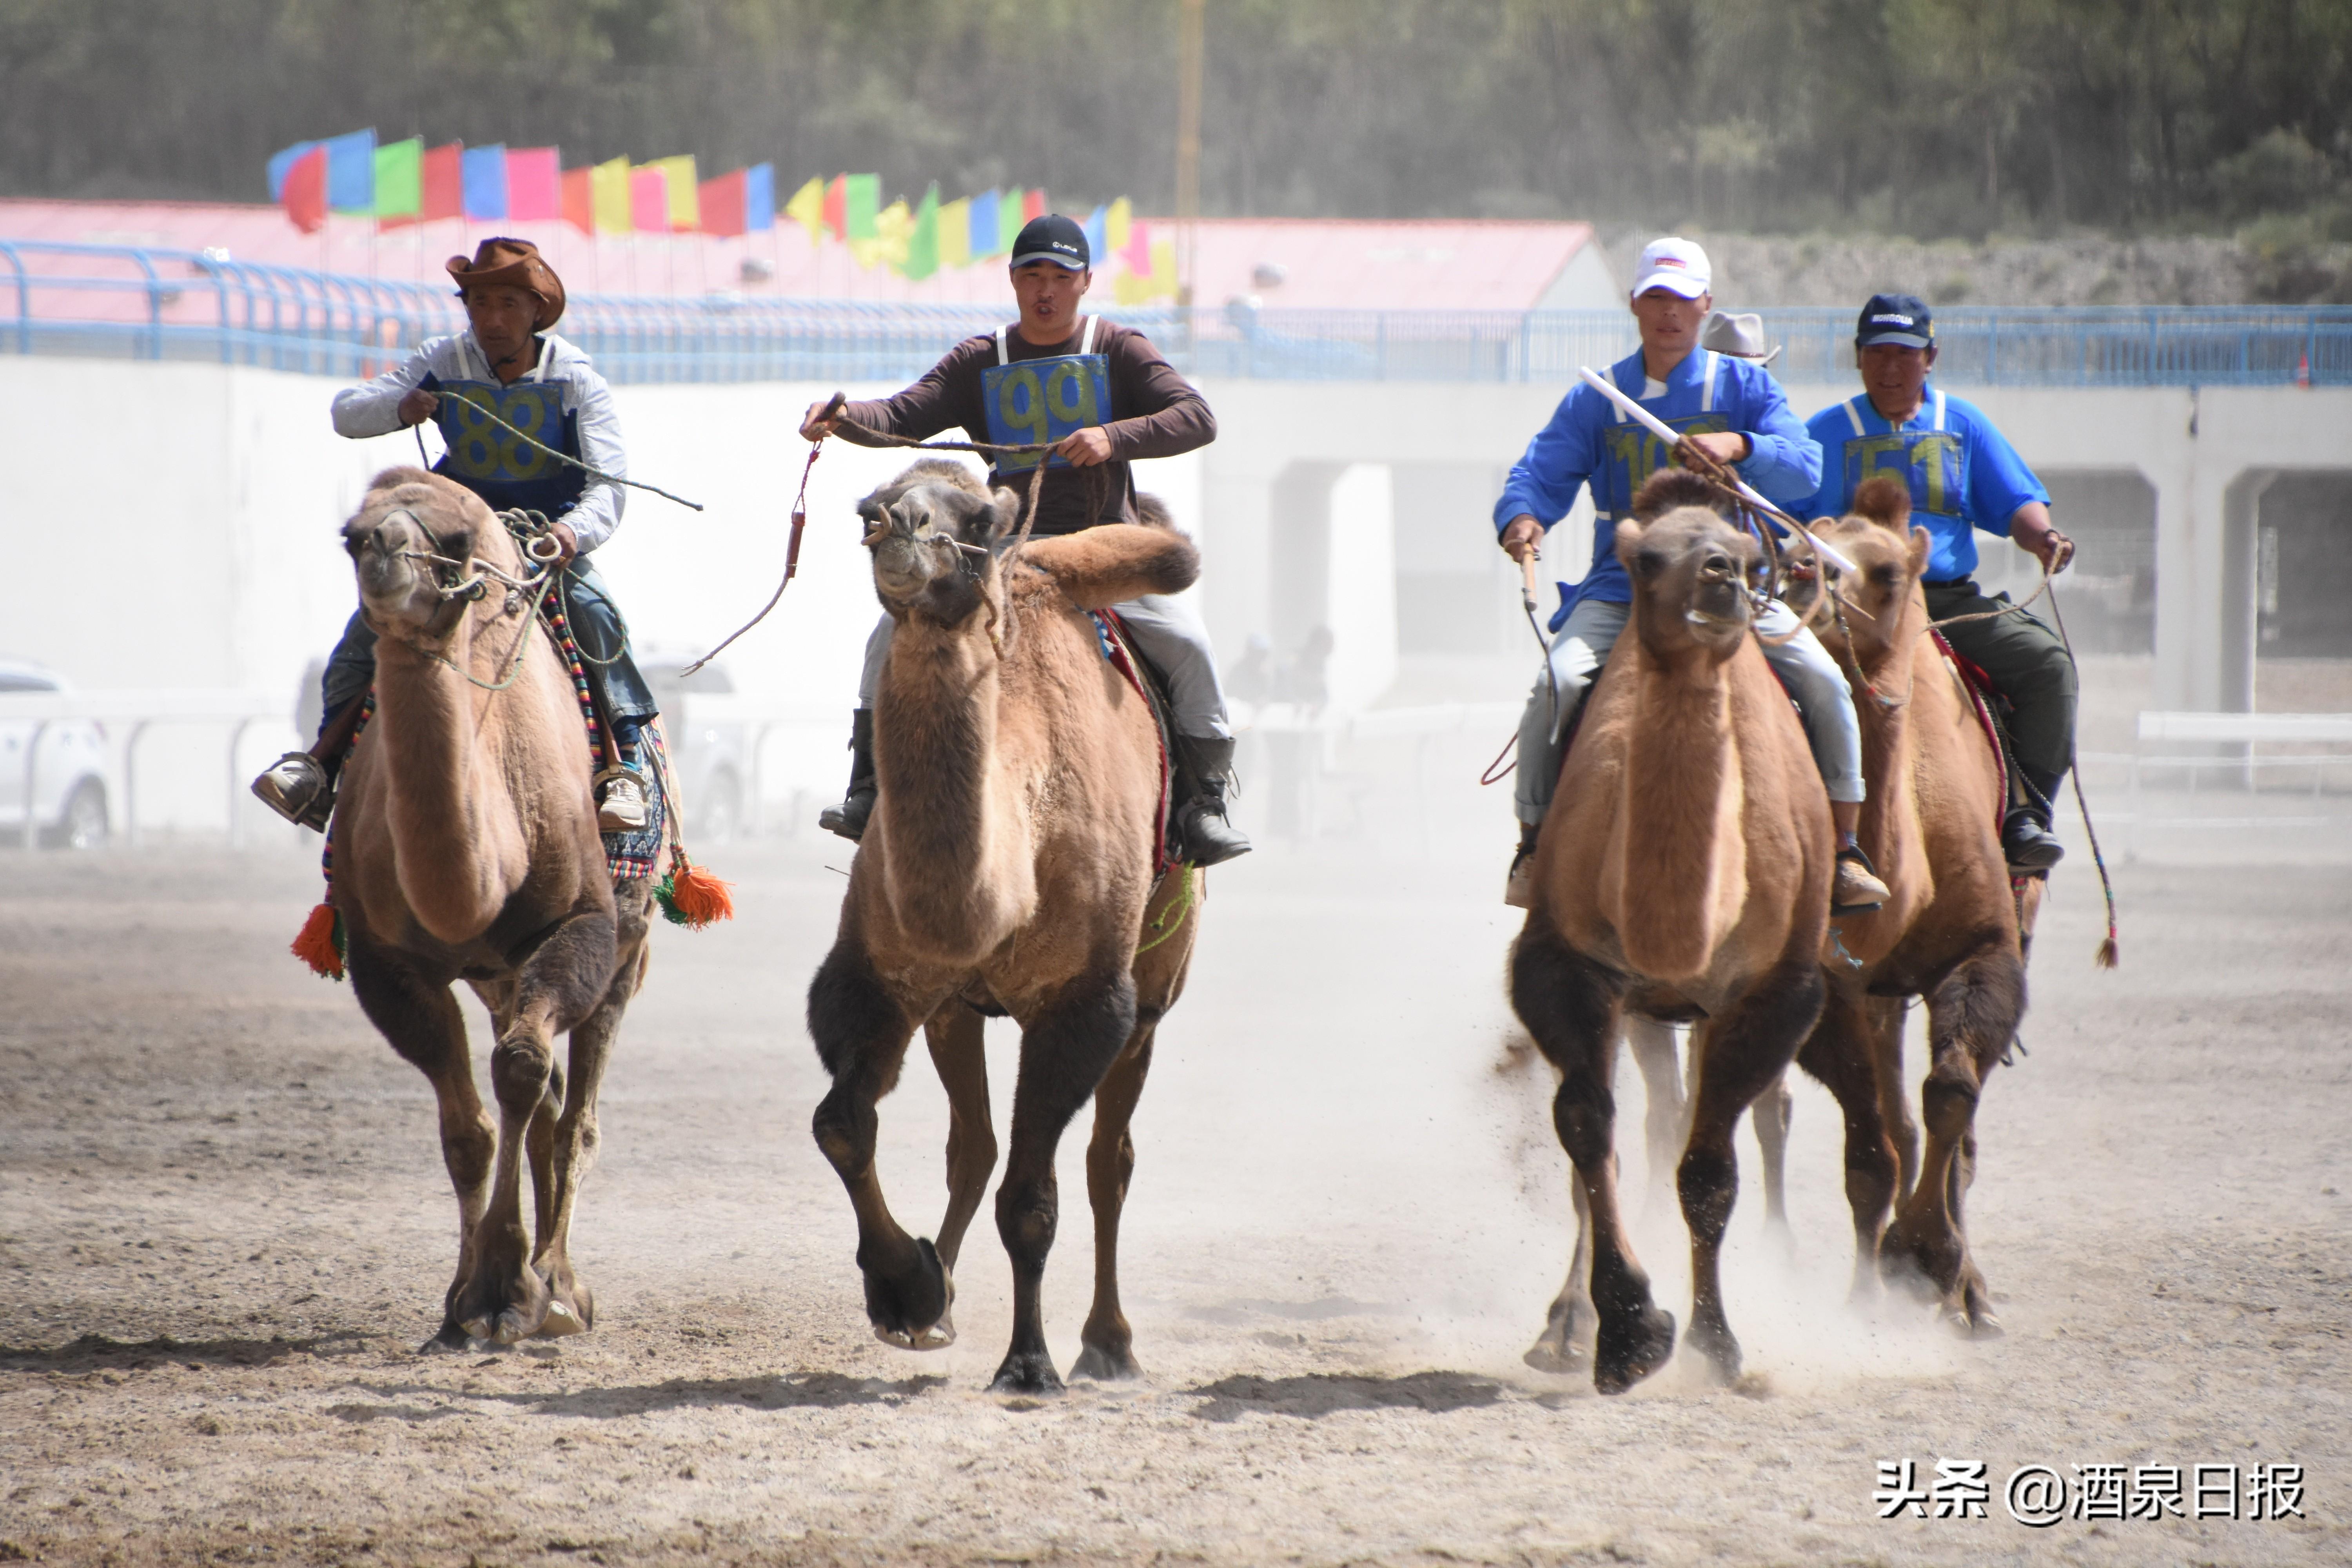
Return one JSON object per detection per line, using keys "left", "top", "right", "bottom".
{"left": 1491, "top": 237, "right": 1887, "bottom": 912}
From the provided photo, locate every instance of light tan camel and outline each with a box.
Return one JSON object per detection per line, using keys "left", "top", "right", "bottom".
{"left": 807, "top": 461, "right": 1201, "bottom": 1395}
{"left": 1509, "top": 469, "right": 1835, "bottom": 1393}
{"left": 1803, "top": 476, "right": 2035, "bottom": 1333}
{"left": 333, "top": 467, "right": 654, "bottom": 1348}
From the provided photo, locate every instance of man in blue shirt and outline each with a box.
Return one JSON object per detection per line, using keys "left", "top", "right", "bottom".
{"left": 1798, "top": 294, "right": 2077, "bottom": 870}
{"left": 1494, "top": 238, "right": 1885, "bottom": 913}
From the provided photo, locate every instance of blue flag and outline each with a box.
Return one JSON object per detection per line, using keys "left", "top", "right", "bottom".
{"left": 323, "top": 129, "right": 377, "bottom": 213}
{"left": 745, "top": 162, "right": 776, "bottom": 232}
{"left": 969, "top": 189, "right": 1000, "bottom": 259}
{"left": 461, "top": 145, "right": 508, "bottom": 219}
{"left": 1083, "top": 205, "right": 1108, "bottom": 267}
{"left": 267, "top": 140, "right": 319, "bottom": 201}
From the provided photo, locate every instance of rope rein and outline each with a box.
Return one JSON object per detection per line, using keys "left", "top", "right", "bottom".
{"left": 416, "top": 390, "right": 706, "bottom": 512}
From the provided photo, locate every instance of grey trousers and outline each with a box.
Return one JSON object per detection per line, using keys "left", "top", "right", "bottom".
{"left": 858, "top": 592, "right": 1232, "bottom": 740}
{"left": 1513, "top": 595, "right": 1866, "bottom": 826}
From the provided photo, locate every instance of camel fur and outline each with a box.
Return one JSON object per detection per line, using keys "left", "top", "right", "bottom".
{"left": 807, "top": 460, "right": 1202, "bottom": 1395}
{"left": 332, "top": 467, "right": 655, "bottom": 1349}
{"left": 1509, "top": 468, "right": 1834, "bottom": 1393}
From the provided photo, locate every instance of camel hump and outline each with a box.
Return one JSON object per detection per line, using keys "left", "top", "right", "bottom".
{"left": 1021, "top": 524, "right": 1200, "bottom": 611}
{"left": 1630, "top": 468, "right": 1723, "bottom": 522}
{"left": 1851, "top": 474, "right": 1912, "bottom": 530}
{"left": 1134, "top": 492, "right": 1176, "bottom": 531}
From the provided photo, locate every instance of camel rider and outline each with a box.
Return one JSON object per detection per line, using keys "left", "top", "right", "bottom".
{"left": 1494, "top": 238, "right": 1889, "bottom": 914}
{"left": 1798, "top": 294, "right": 2076, "bottom": 871}
{"left": 252, "top": 238, "right": 657, "bottom": 835}
{"left": 801, "top": 213, "right": 1250, "bottom": 866}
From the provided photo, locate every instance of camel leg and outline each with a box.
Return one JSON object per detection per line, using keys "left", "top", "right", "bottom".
{"left": 1751, "top": 1070, "right": 1795, "bottom": 1249}
{"left": 1523, "top": 1171, "right": 1595, "bottom": 1374}
{"left": 1626, "top": 1017, "right": 1686, "bottom": 1214}
{"left": 347, "top": 939, "right": 495, "bottom": 1352}
{"left": 454, "top": 906, "right": 618, "bottom": 1345}
{"left": 1867, "top": 998, "right": 1920, "bottom": 1203}
{"left": 991, "top": 967, "right": 1139, "bottom": 1396}
{"left": 1795, "top": 989, "right": 1899, "bottom": 1301}
{"left": 1510, "top": 933, "right": 1675, "bottom": 1395}
{"left": 1883, "top": 946, "right": 2024, "bottom": 1337}
{"left": 916, "top": 1000, "right": 997, "bottom": 1350}
{"left": 808, "top": 943, "right": 949, "bottom": 1348}
{"left": 1678, "top": 961, "right": 1826, "bottom": 1385}
{"left": 1071, "top": 1014, "right": 1161, "bottom": 1382}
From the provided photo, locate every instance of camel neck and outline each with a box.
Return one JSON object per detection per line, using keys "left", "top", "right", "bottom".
{"left": 1851, "top": 609, "right": 1927, "bottom": 889}
{"left": 1614, "top": 653, "right": 1744, "bottom": 980}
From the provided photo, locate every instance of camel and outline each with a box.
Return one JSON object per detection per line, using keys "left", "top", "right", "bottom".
{"left": 806, "top": 460, "right": 1201, "bottom": 1395}
{"left": 330, "top": 467, "right": 654, "bottom": 1348}
{"left": 1508, "top": 469, "right": 1835, "bottom": 1393}
{"left": 1801, "top": 476, "right": 2036, "bottom": 1334}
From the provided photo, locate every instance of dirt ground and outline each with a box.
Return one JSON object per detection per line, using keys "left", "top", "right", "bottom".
{"left": 2, "top": 827, "right": 2347, "bottom": 1566}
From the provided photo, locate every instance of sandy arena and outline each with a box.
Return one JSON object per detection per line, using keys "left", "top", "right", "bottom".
{"left": 2, "top": 818, "right": 2347, "bottom": 1564}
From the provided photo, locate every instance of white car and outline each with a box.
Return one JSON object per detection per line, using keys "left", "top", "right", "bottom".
{"left": 0, "top": 660, "right": 113, "bottom": 849}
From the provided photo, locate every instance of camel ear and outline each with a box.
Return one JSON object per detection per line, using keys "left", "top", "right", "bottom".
{"left": 983, "top": 488, "right": 1025, "bottom": 547}
{"left": 1907, "top": 524, "right": 1932, "bottom": 576}
{"left": 1613, "top": 518, "right": 1659, "bottom": 578}
{"left": 1852, "top": 475, "right": 1911, "bottom": 531}
{"left": 1021, "top": 524, "right": 1200, "bottom": 610}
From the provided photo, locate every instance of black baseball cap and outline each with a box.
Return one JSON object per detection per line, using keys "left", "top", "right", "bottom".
{"left": 1009, "top": 214, "right": 1089, "bottom": 272}
{"left": 1855, "top": 292, "right": 1934, "bottom": 349}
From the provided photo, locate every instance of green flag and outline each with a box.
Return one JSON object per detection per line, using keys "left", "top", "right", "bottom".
{"left": 997, "top": 187, "right": 1024, "bottom": 255}
{"left": 373, "top": 137, "right": 423, "bottom": 220}
{"left": 844, "top": 173, "right": 880, "bottom": 240}
{"left": 901, "top": 184, "right": 940, "bottom": 280}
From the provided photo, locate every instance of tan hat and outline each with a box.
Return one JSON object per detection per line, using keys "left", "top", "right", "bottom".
{"left": 1700, "top": 310, "right": 1780, "bottom": 365}
{"left": 445, "top": 237, "right": 565, "bottom": 330}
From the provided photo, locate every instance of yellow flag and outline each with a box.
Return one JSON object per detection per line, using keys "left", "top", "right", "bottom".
{"left": 1112, "top": 270, "right": 1152, "bottom": 306}
{"left": 1148, "top": 237, "right": 1178, "bottom": 299}
{"left": 1106, "top": 196, "right": 1132, "bottom": 253}
{"left": 938, "top": 197, "right": 971, "bottom": 269}
{"left": 851, "top": 198, "right": 913, "bottom": 269}
{"left": 647, "top": 154, "right": 699, "bottom": 230}
{"left": 590, "top": 156, "right": 633, "bottom": 234}
{"left": 783, "top": 175, "right": 825, "bottom": 242}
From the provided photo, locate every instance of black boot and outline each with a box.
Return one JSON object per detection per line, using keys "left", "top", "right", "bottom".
{"left": 2002, "top": 764, "right": 2067, "bottom": 870}
{"left": 819, "top": 710, "right": 877, "bottom": 842}
{"left": 1170, "top": 734, "right": 1251, "bottom": 866}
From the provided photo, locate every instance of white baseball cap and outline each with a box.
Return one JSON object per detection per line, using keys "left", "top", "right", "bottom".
{"left": 1632, "top": 236, "right": 1711, "bottom": 299}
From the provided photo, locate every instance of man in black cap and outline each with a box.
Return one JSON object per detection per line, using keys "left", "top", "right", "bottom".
{"left": 801, "top": 212, "right": 1249, "bottom": 865}
{"left": 1799, "top": 293, "right": 2077, "bottom": 869}
{"left": 252, "top": 238, "right": 658, "bottom": 834}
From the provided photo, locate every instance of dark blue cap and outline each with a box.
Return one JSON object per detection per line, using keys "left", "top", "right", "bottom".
{"left": 1009, "top": 213, "right": 1089, "bottom": 271}
{"left": 1856, "top": 292, "right": 1934, "bottom": 348}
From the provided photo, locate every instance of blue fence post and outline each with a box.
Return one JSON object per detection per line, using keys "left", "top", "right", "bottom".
{"left": 0, "top": 241, "right": 26, "bottom": 355}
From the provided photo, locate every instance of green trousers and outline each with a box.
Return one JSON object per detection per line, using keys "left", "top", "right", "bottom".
{"left": 1923, "top": 577, "right": 2078, "bottom": 797}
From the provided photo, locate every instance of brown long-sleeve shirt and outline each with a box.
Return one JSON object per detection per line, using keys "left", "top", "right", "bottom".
{"left": 837, "top": 318, "right": 1215, "bottom": 535}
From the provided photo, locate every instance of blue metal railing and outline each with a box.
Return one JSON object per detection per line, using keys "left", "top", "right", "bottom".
{"left": 7, "top": 240, "right": 2352, "bottom": 387}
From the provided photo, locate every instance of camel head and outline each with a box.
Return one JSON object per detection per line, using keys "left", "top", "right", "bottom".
{"left": 859, "top": 460, "right": 1021, "bottom": 626}
{"left": 343, "top": 468, "right": 517, "bottom": 641}
{"left": 1615, "top": 469, "right": 1762, "bottom": 664}
{"left": 1815, "top": 475, "right": 1931, "bottom": 660}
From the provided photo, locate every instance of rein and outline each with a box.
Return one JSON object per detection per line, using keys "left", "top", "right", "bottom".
{"left": 383, "top": 507, "right": 560, "bottom": 693}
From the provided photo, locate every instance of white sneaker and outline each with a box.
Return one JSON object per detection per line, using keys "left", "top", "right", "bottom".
{"left": 595, "top": 769, "right": 649, "bottom": 832}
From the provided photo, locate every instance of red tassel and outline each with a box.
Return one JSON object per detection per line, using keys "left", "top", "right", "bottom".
{"left": 666, "top": 857, "right": 735, "bottom": 929}
{"left": 292, "top": 902, "right": 344, "bottom": 980}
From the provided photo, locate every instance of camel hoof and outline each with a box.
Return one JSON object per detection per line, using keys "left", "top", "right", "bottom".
{"left": 535, "top": 1299, "right": 587, "bottom": 1339}
{"left": 1069, "top": 1342, "right": 1143, "bottom": 1382}
{"left": 990, "top": 1351, "right": 1065, "bottom": 1397}
{"left": 420, "top": 1321, "right": 486, "bottom": 1355}
{"left": 862, "top": 1238, "right": 951, "bottom": 1345}
{"left": 1685, "top": 1317, "right": 1743, "bottom": 1386}
{"left": 1522, "top": 1328, "right": 1589, "bottom": 1375}
{"left": 1593, "top": 1305, "right": 1676, "bottom": 1396}
{"left": 1951, "top": 1280, "right": 2004, "bottom": 1340}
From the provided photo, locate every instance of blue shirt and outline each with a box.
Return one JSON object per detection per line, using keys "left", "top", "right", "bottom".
{"left": 1798, "top": 387, "right": 2048, "bottom": 583}
{"left": 1492, "top": 347, "right": 1821, "bottom": 610}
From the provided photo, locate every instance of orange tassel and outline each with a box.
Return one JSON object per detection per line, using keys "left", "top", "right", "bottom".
{"left": 665, "top": 858, "right": 735, "bottom": 929}
{"left": 292, "top": 902, "right": 345, "bottom": 980}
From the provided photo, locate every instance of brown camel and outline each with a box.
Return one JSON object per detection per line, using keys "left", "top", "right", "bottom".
{"left": 1802, "top": 476, "right": 2034, "bottom": 1334}
{"left": 1509, "top": 469, "right": 1835, "bottom": 1393}
{"left": 332, "top": 467, "right": 654, "bottom": 1348}
{"left": 807, "top": 460, "right": 1201, "bottom": 1395}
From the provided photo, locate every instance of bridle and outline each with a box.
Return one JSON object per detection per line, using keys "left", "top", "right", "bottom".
{"left": 378, "top": 506, "right": 562, "bottom": 691}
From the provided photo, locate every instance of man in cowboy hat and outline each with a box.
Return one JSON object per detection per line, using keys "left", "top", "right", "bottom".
{"left": 252, "top": 237, "right": 659, "bottom": 833}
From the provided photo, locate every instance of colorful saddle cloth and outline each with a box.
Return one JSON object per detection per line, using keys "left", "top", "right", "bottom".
{"left": 1088, "top": 608, "right": 1174, "bottom": 877}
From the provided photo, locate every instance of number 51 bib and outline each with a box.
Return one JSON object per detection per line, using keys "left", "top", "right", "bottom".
{"left": 982, "top": 317, "right": 1110, "bottom": 474}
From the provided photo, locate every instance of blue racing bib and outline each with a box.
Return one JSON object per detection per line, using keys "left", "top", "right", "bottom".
{"left": 421, "top": 375, "right": 586, "bottom": 517}
{"left": 1838, "top": 427, "right": 1969, "bottom": 525}
{"left": 982, "top": 319, "right": 1111, "bottom": 472}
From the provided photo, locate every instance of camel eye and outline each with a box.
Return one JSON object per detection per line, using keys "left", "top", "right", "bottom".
{"left": 1871, "top": 565, "right": 1901, "bottom": 590}
{"left": 1633, "top": 548, "right": 1666, "bottom": 579}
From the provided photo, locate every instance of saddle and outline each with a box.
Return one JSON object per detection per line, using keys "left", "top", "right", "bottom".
{"left": 1087, "top": 608, "right": 1177, "bottom": 875}
{"left": 1929, "top": 629, "right": 2024, "bottom": 833}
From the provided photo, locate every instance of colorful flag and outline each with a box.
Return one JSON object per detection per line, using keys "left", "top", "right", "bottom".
{"left": 267, "top": 140, "right": 319, "bottom": 201}
{"left": 844, "top": 174, "right": 880, "bottom": 241}
{"left": 323, "top": 129, "right": 376, "bottom": 213}
{"left": 784, "top": 175, "right": 825, "bottom": 241}
{"left": 506, "top": 148, "right": 561, "bottom": 220}
{"left": 418, "top": 143, "right": 464, "bottom": 223}
{"left": 280, "top": 145, "right": 328, "bottom": 234}
{"left": 1114, "top": 236, "right": 1180, "bottom": 305}
{"left": 820, "top": 174, "right": 846, "bottom": 241}
{"left": 1122, "top": 218, "right": 1153, "bottom": 273}
{"left": 939, "top": 196, "right": 971, "bottom": 269}
{"left": 372, "top": 138, "right": 422, "bottom": 222}
{"left": 561, "top": 166, "right": 596, "bottom": 234}
{"left": 1021, "top": 188, "right": 1046, "bottom": 223}
{"left": 852, "top": 198, "right": 910, "bottom": 270}
{"left": 590, "top": 157, "right": 633, "bottom": 234}
{"left": 699, "top": 169, "right": 748, "bottom": 238}
{"left": 967, "top": 189, "right": 1000, "bottom": 258}
{"left": 646, "top": 155, "right": 699, "bottom": 230}
{"left": 630, "top": 166, "right": 670, "bottom": 233}
{"left": 1082, "top": 205, "right": 1108, "bottom": 268}
{"left": 1106, "top": 196, "right": 1132, "bottom": 254}
{"left": 900, "top": 184, "right": 940, "bottom": 281}
{"left": 745, "top": 163, "right": 775, "bottom": 232}
{"left": 997, "top": 188, "right": 1024, "bottom": 254}
{"left": 459, "top": 145, "right": 506, "bottom": 219}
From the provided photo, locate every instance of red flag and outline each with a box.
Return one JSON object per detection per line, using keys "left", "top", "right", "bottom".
{"left": 421, "top": 143, "right": 463, "bottom": 221}
{"left": 821, "top": 174, "right": 846, "bottom": 241}
{"left": 282, "top": 145, "right": 328, "bottom": 234}
{"left": 561, "top": 165, "right": 595, "bottom": 234}
{"left": 700, "top": 169, "right": 748, "bottom": 238}
{"left": 1022, "top": 188, "right": 1046, "bottom": 222}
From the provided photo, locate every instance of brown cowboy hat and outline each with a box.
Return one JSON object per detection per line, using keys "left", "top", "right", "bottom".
{"left": 445, "top": 237, "right": 565, "bottom": 330}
